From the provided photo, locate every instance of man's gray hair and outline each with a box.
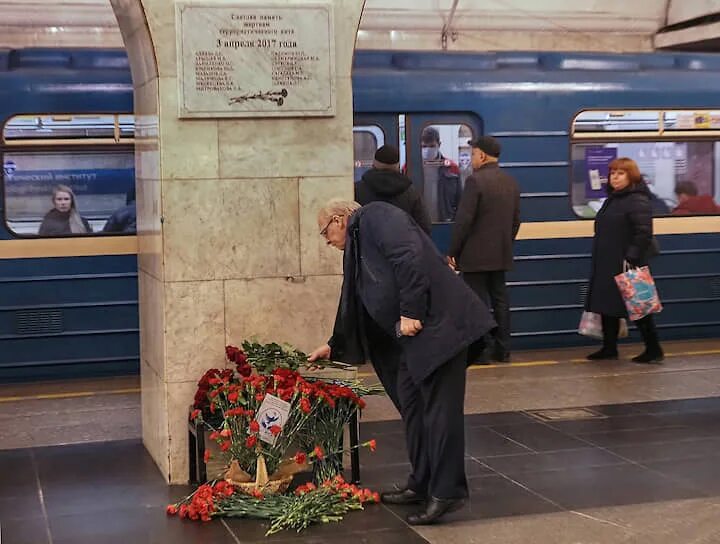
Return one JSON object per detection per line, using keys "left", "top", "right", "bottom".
{"left": 318, "top": 199, "right": 361, "bottom": 219}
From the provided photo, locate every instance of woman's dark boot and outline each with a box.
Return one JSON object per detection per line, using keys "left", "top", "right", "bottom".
{"left": 632, "top": 315, "right": 664, "bottom": 364}
{"left": 587, "top": 315, "right": 619, "bottom": 360}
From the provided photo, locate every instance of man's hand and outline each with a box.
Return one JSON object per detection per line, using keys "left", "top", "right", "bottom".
{"left": 308, "top": 343, "right": 331, "bottom": 364}
{"left": 447, "top": 256, "right": 457, "bottom": 271}
{"left": 400, "top": 316, "right": 423, "bottom": 337}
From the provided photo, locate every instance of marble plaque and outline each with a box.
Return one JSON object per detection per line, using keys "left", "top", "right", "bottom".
{"left": 176, "top": 2, "right": 335, "bottom": 118}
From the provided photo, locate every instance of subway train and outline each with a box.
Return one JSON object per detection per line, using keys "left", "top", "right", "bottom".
{"left": 1, "top": 47, "right": 719, "bottom": 381}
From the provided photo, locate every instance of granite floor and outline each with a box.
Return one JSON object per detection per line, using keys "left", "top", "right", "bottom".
{"left": 3, "top": 341, "right": 720, "bottom": 543}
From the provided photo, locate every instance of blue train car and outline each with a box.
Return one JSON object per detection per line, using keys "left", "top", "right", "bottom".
{"left": 1, "top": 48, "right": 720, "bottom": 381}
{"left": 352, "top": 50, "right": 720, "bottom": 349}
{"left": 0, "top": 49, "right": 138, "bottom": 381}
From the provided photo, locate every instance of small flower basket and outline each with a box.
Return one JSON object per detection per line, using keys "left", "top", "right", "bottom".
{"left": 173, "top": 341, "right": 384, "bottom": 535}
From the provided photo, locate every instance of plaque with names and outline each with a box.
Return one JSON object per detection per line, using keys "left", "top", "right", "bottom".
{"left": 176, "top": 2, "right": 335, "bottom": 118}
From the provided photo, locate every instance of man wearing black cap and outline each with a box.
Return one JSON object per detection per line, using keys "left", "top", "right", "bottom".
{"left": 355, "top": 145, "right": 432, "bottom": 235}
{"left": 448, "top": 135, "right": 521, "bottom": 363}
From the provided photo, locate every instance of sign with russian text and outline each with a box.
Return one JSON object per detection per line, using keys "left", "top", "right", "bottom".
{"left": 176, "top": 2, "right": 335, "bottom": 118}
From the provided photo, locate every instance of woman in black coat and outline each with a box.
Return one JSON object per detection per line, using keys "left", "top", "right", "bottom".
{"left": 586, "top": 157, "right": 664, "bottom": 364}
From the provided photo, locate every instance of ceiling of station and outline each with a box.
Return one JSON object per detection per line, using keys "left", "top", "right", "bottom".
{"left": 0, "top": 0, "right": 716, "bottom": 52}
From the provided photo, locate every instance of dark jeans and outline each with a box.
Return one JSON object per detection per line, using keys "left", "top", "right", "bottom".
{"left": 397, "top": 348, "right": 468, "bottom": 500}
{"left": 462, "top": 271, "right": 510, "bottom": 357}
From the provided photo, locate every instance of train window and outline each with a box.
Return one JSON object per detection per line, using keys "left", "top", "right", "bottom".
{"left": 571, "top": 110, "right": 720, "bottom": 218}
{"left": 3, "top": 114, "right": 134, "bottom": 142}
{"left": 419, "top": 123, "right": 473, "bottom": 223}
{"left": 3, "top": 150, "right": 136, "bottom": 236}
{"left": 2, "top": 113, "right": 136, "bottom": 237}
{"left": 353, "top": 125, "right": 385, "bottom": 180}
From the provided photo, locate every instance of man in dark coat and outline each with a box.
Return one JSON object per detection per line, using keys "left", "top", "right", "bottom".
{"left": 103, "top": 185, "right": 137, "bottom": 233}
{"left": 308, "top": 200, "right": 495, "bottom": 525}
{"left": 448, "top": 136, "right": 520, "bottom": 363}
{"left": 421, "top": 127, "right": 462, "bottom": 222}
{"left": 355, "top": 145, "right": 432, "bottom": 235}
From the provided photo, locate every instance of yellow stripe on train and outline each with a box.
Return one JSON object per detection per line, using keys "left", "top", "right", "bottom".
{"left": 0, "top": 216, "right": 717, "bottom": 259}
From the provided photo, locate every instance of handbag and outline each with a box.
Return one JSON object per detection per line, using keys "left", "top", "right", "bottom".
{"left": 613, "top": 262, "right": 663, "bottom": 321}
{"left": 578, "top": 311, "right": 628, "bottom": 339}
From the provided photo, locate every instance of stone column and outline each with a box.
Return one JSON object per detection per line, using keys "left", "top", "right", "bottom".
{"left": 110, "top": 0, "right": 365, "bottom": 483}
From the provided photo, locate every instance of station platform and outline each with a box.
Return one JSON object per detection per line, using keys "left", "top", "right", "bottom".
{"left": 2, "top": 339, "right": 720, "bottom": 543}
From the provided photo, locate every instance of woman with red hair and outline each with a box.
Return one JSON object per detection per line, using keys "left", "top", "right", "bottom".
{"left": 585, "top": 157, "right": 664, "bottom": 364}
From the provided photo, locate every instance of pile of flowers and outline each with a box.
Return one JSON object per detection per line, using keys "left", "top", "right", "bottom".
{"left": 168, "top": 475, "right": 380, "bottom": 535}
{"left": 173, "top": 341, "right": 384, "bottom": 534}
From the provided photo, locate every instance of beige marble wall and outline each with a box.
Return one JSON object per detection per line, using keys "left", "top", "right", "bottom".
{"left": 110, "top": 0, "right": 365, "bottom": 483}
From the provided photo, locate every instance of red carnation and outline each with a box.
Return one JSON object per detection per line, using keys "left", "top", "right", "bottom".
{"left": 220, "top": 440, "right": 231, "bottom": 452}
{"left": 312, "top": 445, "right": 324, "bottom": 460}
{"left": 203, "top": 449, "right": 211, "bottom": 463}
{"left": 367, "top": 439, "right": 377, "bottom": 452}
{"left": 294, "top": 451, "right": 307, "bottom": 465}
{"left": 246, "top": 435, "right": 258, "bottom": 448}
{"left": 166, "top": 504, "right": 177, "bottom": 515}
{"left": 270, "top": 425, "right": 282, "bottom": 436}
{"left": 219, "top": 428, "right": 232, "bottom": 438}
{"left": 249, "top": 420, "right": 260, "bottom": 433}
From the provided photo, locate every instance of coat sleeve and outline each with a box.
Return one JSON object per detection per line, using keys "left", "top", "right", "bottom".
{"left": 625, "top": 194, "right": 653, "bottom": 265}
{"left": 410, "top": 191, "right": 433, "bottom": 235}
{"left": 447, "top": 176, "right": 480, "bottom": 258}
{"left": 364, "top": 209, "right": 431, "bottom": 321}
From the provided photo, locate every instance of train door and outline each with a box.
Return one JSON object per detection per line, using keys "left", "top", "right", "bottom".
{"left": 352, "top": 114, "right": 398, "bottom": 181}
{"left": 404, "top": 113, "right": 482, "bottom": 251}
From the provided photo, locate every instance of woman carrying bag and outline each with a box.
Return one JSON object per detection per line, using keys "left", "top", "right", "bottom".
{"left": 585, "top": 157, "right": 664, "bottom": 364}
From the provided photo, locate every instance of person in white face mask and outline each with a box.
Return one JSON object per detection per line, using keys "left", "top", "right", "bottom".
{"left": 420, "top": 127, "right": 462, "bottom": 223}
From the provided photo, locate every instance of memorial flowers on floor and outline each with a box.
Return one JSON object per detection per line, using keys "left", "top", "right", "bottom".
{"left": 170, "top": 341, "right": 383, "bottom": 534}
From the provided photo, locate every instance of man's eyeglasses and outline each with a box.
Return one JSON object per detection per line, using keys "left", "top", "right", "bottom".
{"left": 319, "top": 216, "right": 336, "bottom": 237}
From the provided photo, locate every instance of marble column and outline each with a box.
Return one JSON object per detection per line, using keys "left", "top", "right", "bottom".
{"left": 110, "top": 0, "right": 365, "bottom": 483}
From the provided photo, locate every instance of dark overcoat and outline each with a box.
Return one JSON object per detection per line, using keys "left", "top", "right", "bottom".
{"left": 331, "top": 201, "right": 495, "bottom": 384}
{"left": 448, "top": 163, "right": 521, "bottom": 272}
{"left": 38, "top": 209, "right": 92, "bottom": 236}
{"left": 586, "top": 183, "right": 654, "bottom": 317}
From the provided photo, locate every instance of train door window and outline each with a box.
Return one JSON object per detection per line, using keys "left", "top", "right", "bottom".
{"left": 2, "top": 114, "right": 136, "bottom": 236}
{"left": 570, "top": 110, "right": 720, "bottom": 218}
{"left": 418, "top": 123, "right": 474, "bottom": 223}
{"left": 353, "top": 125, "right": 384, "bottom": 181}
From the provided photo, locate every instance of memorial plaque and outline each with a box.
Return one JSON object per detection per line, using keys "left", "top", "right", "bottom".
{"left": 176, "top": 2, "right": 335, "bottom": 118}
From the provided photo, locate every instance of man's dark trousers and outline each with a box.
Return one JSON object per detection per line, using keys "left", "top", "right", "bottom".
{"left": 397, "top": 348, "right": 468, "bottom": 499}
{"left": 462, "top": 271, "right": 510, "bottom": 359}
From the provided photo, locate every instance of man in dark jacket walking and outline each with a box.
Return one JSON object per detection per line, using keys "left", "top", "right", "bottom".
{"left": 448, "top": 136, "right": 520, "bottom": 363}
{"left": 309, "top": 200, "right": 495, "bottom": 525}
{"left": 355, "top": 145, "right": 432, "bottom": 235}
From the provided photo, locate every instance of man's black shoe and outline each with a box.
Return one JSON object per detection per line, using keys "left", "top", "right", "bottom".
{"left": 406, "top": 496, "right": 466, "bottom": 525}
{"left": 380, "top": 488, "right": 425, "bottom": 505}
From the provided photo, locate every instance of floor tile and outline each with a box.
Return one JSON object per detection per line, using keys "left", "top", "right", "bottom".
{"left": 464, "top": 412, "right": 535, "bottom": 428}
{"left": 607, "top": 437, "right": 720, "bottom": 463}
{"left": 488, "top": 424, "right": 590, "bottom": 452}
{"left": 578, "top": 426, "right": 715, "bottom": 448}
{"left": 0, "top": 492, "right": 44, "bottom": 522}
{"left": 511, "top": 463, "right": 704, "bottom": 510}
{"left": 0, "top": 449, "right": 38, "bottom": 497}
{"left": 545, "top": 414, "right": 671, "bottom": 435}
{"left": 0, "top": 516, "right": 51, "bottom": 544}
{"left": 465, "top": 427, "right": 532, "bottom": 457}
{"left": 49, "top": 505, "right": 235, "bottom": 544}
{"left": 644, "top": 457, "right": 720, "bottom": 494}
{"left": 481, "top": 447, "right": 628, "bottom": 476}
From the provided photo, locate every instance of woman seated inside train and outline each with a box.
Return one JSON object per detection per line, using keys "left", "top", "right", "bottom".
{"left": 38, "top": 184, "right": 92, "bottom": 236}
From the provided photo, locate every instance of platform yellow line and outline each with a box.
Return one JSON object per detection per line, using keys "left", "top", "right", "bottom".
{"left": 3, "top": 348, "right": 720, "bottom": 402}
{"left": 0, "top": 387, "right": 140, "bottom": 403}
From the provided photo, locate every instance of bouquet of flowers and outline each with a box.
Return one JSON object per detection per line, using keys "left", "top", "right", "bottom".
{"left": 177, "top": 341, "right": 384, "bottom": 534}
